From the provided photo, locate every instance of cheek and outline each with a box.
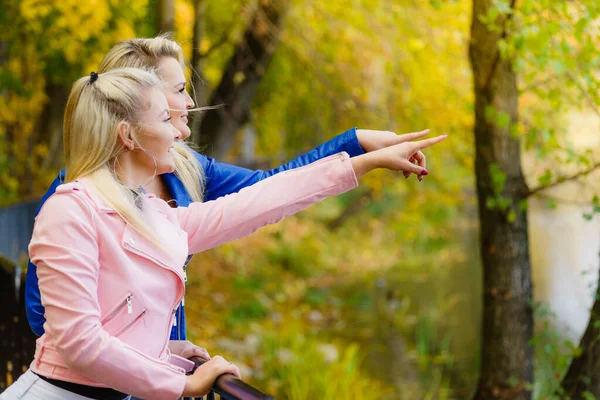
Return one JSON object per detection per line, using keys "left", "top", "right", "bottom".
{"left": 166, "top": 93, "right": 186, "bottom": 114}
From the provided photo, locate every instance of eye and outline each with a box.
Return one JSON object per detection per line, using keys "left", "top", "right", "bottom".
{"left": 178, "top": 87, "right": 186, "bottom": 94}
{"left": 164, "top": 116, "right": 172, "bottom": 123}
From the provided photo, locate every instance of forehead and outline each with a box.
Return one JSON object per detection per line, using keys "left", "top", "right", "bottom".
{"left": 157, "top": 57, "right": 185, "bottom": 84}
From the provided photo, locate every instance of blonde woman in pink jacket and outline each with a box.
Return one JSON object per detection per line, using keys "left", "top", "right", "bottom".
{"left": 1, "top": 68, "right": 445, "bottom": 400}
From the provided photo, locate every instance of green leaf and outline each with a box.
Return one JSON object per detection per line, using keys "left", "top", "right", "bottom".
{"left": 429, "top": 0, "right": 442, "bottom": 10}
{"left": 552, "top": 60, "right": 567, "bottom": 75}
{"left": 538, "top": 170, "right": 553, "bottom": 187}
{"left": 496, "top": 111, "right": 511, "bottom": 128}
{"left": 582, "top": 391, "right": 596, "bottom": 400}
{"left": 508, "top": 376, "right": 520, "bottom": 387}
{"left": 495, "top": 0, "right": 513, "bottom": 15}
{"left": 489, "top": 164, "right": 507, "bottom": 194}
{"left": 485, "top": 105, "right": 496, "bottom": 122}
{"left": 497, "top": 197, "right": 512, "bottom": 211}
{"left": 507, "top": 209, "right": 516, "bottom": 223}
{"left": 519, "top": 199, "right": 529, "bottom": 211}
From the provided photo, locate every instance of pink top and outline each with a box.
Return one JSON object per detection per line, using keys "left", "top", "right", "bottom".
{"left": 29, "top": 152, "right": 357, "bottom": 399}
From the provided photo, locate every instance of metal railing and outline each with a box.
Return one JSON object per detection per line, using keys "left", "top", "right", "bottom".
{"left": 187, "top": 357, "right": 275, "bottom": 400}
{"left": 0, "top": 198, "right": 276, "bottom": 399}
{"left": 0, "top": 255, "right": 276, "bottom": 399}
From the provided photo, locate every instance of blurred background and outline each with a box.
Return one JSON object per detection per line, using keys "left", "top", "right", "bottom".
{"left": 0, "top": 0, "right": 599, "bottom": 399}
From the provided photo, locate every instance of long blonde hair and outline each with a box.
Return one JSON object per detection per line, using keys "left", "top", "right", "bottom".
{"left": 97, "top": 35, "right": 204, "bottom": 202}
{"left": 64, "top": 68, "right": 166, "bottom": 242}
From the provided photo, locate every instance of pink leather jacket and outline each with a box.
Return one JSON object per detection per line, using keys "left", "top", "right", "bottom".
{"left": 28, "top": 152, "right": 357, "bottom": 399}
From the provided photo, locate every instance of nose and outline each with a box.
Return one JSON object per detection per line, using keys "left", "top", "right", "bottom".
{"left": 173, "top": 124, "right": 182, "bottom": 140}
{"left": 185, "top": 90, "right": 195, "bottom": 109}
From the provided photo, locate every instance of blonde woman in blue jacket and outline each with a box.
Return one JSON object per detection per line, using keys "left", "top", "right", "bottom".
{"left": 25, "top": 36, "right": 432, "bottom": 353}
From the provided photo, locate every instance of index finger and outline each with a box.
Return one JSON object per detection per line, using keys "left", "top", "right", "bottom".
{"left": 410, "top": 134, "right": 447, "bottom": 151}
{"left": 398, "top": 129, "right": 430, "bottom": 143}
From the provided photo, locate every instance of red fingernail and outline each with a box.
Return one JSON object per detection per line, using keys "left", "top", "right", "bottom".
{"left": 421, "top": 169, "right": 429, "bottom": 176}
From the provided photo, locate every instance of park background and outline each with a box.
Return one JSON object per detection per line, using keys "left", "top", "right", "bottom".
{"left": 1, "top": 1, "right": 599, "bottom": 399}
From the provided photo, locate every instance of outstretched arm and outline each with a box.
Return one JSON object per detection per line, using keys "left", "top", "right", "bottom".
{"left": 200, "top": 127, "right": 363, "bottom": 201}
{"left": 179, "top": 152, "right": 358, "bottom": 254}
{"left": 179, "top": 131, "right": 446, "bottom": 255}
{"left": 200, "top": 128, "right": 434, "bottom": 201}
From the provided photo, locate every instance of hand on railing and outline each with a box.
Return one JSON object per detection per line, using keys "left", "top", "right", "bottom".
{"left": 187, "top": 356, "right": 275, "bottom": 400}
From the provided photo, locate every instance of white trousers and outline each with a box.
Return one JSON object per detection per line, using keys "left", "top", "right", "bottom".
{"left": 0, "top": 370, "right": 131, "bottom": 400}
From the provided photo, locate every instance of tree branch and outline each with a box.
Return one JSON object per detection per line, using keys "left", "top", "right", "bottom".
{"left": 195, "top": 0, "right": 288, "bottom": 159}
{"left": 199, "top": 17, "right": 239, "bottom": 59}
{"left": 535, "top": 193, "right": 594, "bottom": 207}
{"left": 527, "top": 162, "right": 600, "bottom": 197}
{"left": 519, "top": 75, "right": 557, "bottom": 93}
{"left": 565, "top": 71, "right": 600, "bottom": 118}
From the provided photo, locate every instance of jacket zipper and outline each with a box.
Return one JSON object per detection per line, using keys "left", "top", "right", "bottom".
{"left": 163, "top": 306, "right": 180, "bottom": 352}
{"left": 101, "top": 293, "right": 133, "bottom": 324}
{"left": 114, "top": 309, "right": 147, "bottom": 337}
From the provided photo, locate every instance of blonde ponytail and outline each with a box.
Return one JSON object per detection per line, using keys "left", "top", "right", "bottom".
{"left": 64, "top": 68, "right": 164, "bottom": 243}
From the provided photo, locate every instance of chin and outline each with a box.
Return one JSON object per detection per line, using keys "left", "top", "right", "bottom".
{"left": 158, "top": 162, "right": 176, "bottom": 175}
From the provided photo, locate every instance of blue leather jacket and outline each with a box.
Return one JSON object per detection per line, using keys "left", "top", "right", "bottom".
{"left": 25, "top": 128, "right": 364, "bottom": 339}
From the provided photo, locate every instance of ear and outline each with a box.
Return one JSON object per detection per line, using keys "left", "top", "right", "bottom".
{"left": 117, "top": 121, "right": 135, "bottom": 151}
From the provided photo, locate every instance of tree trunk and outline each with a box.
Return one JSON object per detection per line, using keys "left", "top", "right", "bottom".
{"left": 558, "top": 261, "right": 600, "bottom": 398}
{"left": 195, "top": 0, "right": 288, "bottom": 160}
{"left": 38, "top": 82, "right": 70, "bottom": 174}
{"left": 189, "top": 0, "right": 206, "bottom": 145}
{"left": 156, "top": 0, "right": 174, "bottom": 34}
{"left": 469, "top": 1, "right": 533, "bottom": 399}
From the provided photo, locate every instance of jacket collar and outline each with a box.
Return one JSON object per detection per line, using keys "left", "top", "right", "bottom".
{"left": 73, "top": 177, "right": 157, "bottom": 214}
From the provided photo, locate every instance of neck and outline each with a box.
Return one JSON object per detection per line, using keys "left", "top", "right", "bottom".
{"left": 144, "top": 175, "right": 171, "bottom": 202}
{"left": 115, "top": 151, "right": 155, "bottom": 190}
{"left": 115, "top": 151, "right": 172, "bottom": 203}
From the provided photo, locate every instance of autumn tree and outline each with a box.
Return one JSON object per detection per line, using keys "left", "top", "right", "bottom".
{"left": 468, "top": 1, "right": 600, "bottom": 399}
{"left": 469, "top": 1, "right": 532, "bottom": 398}
{"left": 193, "top": 0, "right": 289, "bottom": 159}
